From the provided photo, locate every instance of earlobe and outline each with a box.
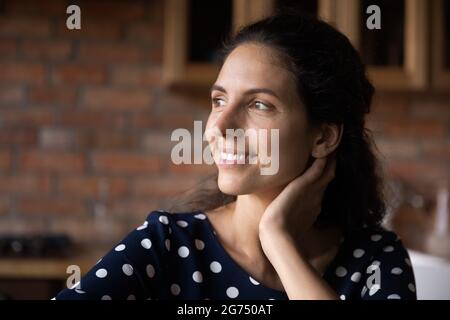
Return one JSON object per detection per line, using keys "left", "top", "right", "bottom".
{"left": 311, "top": 123, "right": 343, "bottom": 158}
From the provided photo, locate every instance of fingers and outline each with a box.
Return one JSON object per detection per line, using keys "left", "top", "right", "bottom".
{"left": 296, "top": 156, "right": 336, "bottom": 191}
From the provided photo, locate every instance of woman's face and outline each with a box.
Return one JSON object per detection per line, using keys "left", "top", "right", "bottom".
{"left": 206, "top": 43, "right": 316, "bottom": 196}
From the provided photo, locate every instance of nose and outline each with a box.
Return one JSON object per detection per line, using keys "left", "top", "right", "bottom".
{"left": 214, "top": 103, "right": 242, "bottom": 137}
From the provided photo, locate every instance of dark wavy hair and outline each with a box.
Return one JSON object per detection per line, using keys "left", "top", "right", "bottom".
{"left": 171, "top": 11, "right": 386, "bottom": 233}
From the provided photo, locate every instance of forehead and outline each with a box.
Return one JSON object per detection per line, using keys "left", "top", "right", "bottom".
{"left": 215, "top": 43, "right": 295, "bottom": 94}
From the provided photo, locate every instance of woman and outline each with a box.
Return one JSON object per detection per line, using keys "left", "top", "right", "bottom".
{"left": 55, "top": 12, "right": 416, "bottom": 300}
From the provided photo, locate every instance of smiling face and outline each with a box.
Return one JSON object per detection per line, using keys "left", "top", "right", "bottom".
{"left": 205, "top": 43, "right": 317, "bottom": 196}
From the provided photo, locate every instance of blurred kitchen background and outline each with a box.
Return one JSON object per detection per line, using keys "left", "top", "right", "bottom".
{"left": 0, "top": 0, "right": 449, "bottom": 299}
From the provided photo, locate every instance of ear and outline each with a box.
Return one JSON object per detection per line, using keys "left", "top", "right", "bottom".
{"left": 311, "top": 123, "right": 343, "bottom": 158}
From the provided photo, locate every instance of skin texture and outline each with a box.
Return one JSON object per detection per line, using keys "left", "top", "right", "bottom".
{"left": 205, "top": 43, "right": 344, "bottom": 299}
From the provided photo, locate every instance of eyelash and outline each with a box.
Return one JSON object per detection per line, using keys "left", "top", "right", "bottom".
{"left": 211, "top": 98, "right": 274, "bottom": 112}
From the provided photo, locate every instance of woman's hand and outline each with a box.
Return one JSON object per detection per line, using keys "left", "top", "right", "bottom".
{"left": 259, "top": 156, "right": 336, "bottom": 244}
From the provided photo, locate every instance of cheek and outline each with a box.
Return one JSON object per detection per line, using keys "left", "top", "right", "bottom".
{"left": 277, "top": 127, "right": 312, "bottom": 178}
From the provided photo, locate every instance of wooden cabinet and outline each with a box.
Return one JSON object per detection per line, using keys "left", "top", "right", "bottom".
{"left": 163, "top": 0, "right": 447, "bottom": 91}
{"left": 431, "top": 0, "right": 450, "bottom": 90}
{"left": 163, "top": 0, "right": 336, "bottom": 87}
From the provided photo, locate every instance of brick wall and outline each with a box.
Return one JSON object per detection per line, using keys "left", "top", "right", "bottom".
{"left": 0, "top": 0, "right": 449, "bottom": 244}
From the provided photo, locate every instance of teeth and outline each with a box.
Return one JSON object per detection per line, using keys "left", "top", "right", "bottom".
{"left": 220, "top": 152, "right": 247, "bottom": 162}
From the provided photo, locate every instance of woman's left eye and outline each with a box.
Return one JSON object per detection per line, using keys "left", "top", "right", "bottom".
{"left": 253, "top": 101, "right": 272, "bottom": 111}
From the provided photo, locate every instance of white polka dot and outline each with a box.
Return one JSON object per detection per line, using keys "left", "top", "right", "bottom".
{"left": 122, "top": 264, "right": 134, "bottom": 276}
{"left": 361, "top": 286, "right": 368, "bottom": 297}
{"left": 171, "top": 283, "right": 181, "bottom": 296}
{"left": 353, "top": 249, "right": 365, "bottom": 258}
{"left": 370, "top": 260, "right": 381, "bottom": 267}
{"left": 383, "top": 245, "right": 394, "bottom": 252}
{"left": 192, "top": 271, "right": 203, "bottom": 283}
{"left": 371, "top": 234, "right": 382, "bottom": 242}
{"left": 351, "top": 272, "right": 361, "bottom": 283}
{"left": 405, "top": 258, "right": 412, "bottom": 267}
{"left": 339, "top": 294, "right": 346, "bottom": 300}
{"left": 75, "top": 289, "right": 85, "bottom": 294}
{"left": 141, "top": 238, "right": 152, "bottom": 249}
{"left": 194, "top": 213, "right": 206, "bottom": 220}
{"left": 391, "top": 267, "right": 403, "bottom": 275}
{"left": 95, "top": 268, "right": 107, "bottom": 278}
{"left": 101, "top": 295, "right": 111, "bottom": 300}
{"left": 178, "top": 246, "right": 189, "bottom": 258}
{"left": 335, "top": 266, "right": 347, "bottom": 277}
{"left": 168, "top": 227, "right": 172, "bottom": 234}
{"left": 136, "top": 221, "right": 148, "bottom": 230}
{"left": 408, "top": 283, "right": 416, "bottom": 292}
{"left": 249, "top": 277, "right": 260, "bottom": 285}
{"left": 387, "top": 294, "right": 401, "bottom": 299}
{"left": 165, "top": 239, "right": 170, "bottom": 251}
{"left": 146, "top": 264, "right": 155, "bottom": 278}
{"left": 195, "top": 239, "right": 205, "bottom": 250}
{"left": 176, "top": 220, "right": 188, "bottom": 228}
{"left": 368, "top": 284, "right": 380, "bottom": 296}
{"left": 226, "top": 287, "right": 239, "bottom": 298}
{"left": 127, "top": 294, "right": 136, "bottom": 300}
{"left": 159, "top": 215, "right": 169, "bottom": 225}
{"left": 210, "top": 261, "right": 222, "bottom": 273}
{"left": 114, "top": 244, "right": 126, "bottom": 251}
{"left": 70, "top": 281, "right": 80, "bottom": 289}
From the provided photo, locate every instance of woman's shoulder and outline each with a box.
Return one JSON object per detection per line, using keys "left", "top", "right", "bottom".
{"left": 135, "top": 209, "right": 212, "bottom": 241}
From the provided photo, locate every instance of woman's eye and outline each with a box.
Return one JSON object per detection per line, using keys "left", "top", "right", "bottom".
{"left": 212, "top": 98, "right": 226, "bottom": 108}
{"left": 253, "top": 101, "right": 272, "bottom": 111}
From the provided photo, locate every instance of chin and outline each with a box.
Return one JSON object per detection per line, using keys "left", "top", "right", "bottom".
{"left": 217, "top": 171, "right": 257, "bottom": 195}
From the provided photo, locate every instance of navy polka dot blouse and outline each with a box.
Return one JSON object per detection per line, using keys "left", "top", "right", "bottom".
{"left": 55, "top": 210, "right": 417, "bottom": 300}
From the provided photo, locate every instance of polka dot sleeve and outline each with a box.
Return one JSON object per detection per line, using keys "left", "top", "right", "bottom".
{"left": 360, "top": 232, "right": 417, "bottom": 300}
{"left": 54, "top": 211, "right": 167, "bottom": 300}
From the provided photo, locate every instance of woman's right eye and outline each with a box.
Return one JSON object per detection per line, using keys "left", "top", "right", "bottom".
{"left": 212, "top": 98, "right": 226, "bottom": 108}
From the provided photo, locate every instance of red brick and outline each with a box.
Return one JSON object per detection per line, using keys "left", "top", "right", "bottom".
{"left": 0, "top": 17, "right": 50, "bottom": 37}
{"left": 141, "top": 132, "right": 175, "bottom": 154}
{"left": 0, "top": 150, "right": 11, "bottom": 171}
{"left": 130, "top": 176, "right": 197, "bottom": 197}
{"left": 0, "top": 108, "right": 54, "bottom": 127}
{"left": 371, "top": 93, "right": 410, "bottom": 120}
{"left": 6, "top": 0, "right": 66, "bottom": 16}
{"left": 380, "top": 119, "right": 447, "bottom": 139}
{"left": 39, "top": 127, "right": 75, "bottom": 149}
{"left": 126, "top": 22, "right": 162, "bottom": 44}
{"left": 168, "top": 163, "right": 216, "bottom": 176}
{"left": 56, "top": 19, "right": 121, "bottom": 40}
{"left": 375, "top": 139, "right": 421, "bottom": 159}
{"left": 421, "top": 141, "right": 450, "bottom": 161}
{"left": 22, "top": 40, "right": 72, "bottom": 61}
{"left": 83, "top": 88, "right": 153, "bottom": 110}
{"left": 130, "top": 114, "right": 197, "bottom": 130}
{"left": 0, "top": 62, "right": 46, "bottom": 85}
{"left": 386, "top": 160, "right": 448, "bottom": 184}
{"left": 80, "top": 1, "right": 145, "bottom": 21}
{"left": 17, "top": 196, "right": 88, "bottom": 216}
{"left": 105, "top": 199, "right": 159, "bottom": 221}
{"left": 30, "top": 86, "right": 76, "bottom": 105}
{"left": 20, "top": 150, "right": 86, "bottom": 173}
{"left": 52, "top": 64, "right": 107, "bottom": 85}
{"left": 0, "top": 86, "right": 24, "bottom": 106}
{"left": 111, "top": 66, "right": 162, "bottom": 86}
{"left": 411, "top": 101, "right": 450, "bottom": 121}
{"left": 0, "top": 39, "right": 17, "bottom": 57}
{"left": 92, "top": 152, "right": 163, "bottom": 174}
{"left": 0, "top": 174, "right": 51, "bottom": 195}
{"left": 78, "top": 43, "right": 144, "bottom": 63}
{"left": 0, "top": 197, "right": 9, "bottom": 215}
{"left": 0, "top": 128, "right": 38, "bottom": 146}
{"left": 59, "top": 110, "right": 128, "bottom": 128}
{"left": 76, "top": 131, "right": 139, "bottom": 149}
{"left": 58, "top": 176, "right": 129, "bottom": 198}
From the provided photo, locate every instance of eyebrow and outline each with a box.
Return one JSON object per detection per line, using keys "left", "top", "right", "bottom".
{"left": 210, "top": 84, "right": 280, "bottom": 99}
